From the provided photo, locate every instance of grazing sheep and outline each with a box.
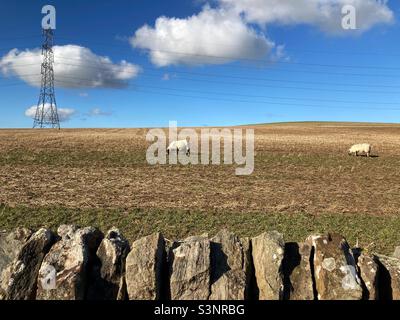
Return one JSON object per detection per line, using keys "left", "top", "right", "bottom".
{"left": 348, "top": 143, "right": 371, "bottom": 157}
{"left": 167, "top": 139, "right": 190, "bottom": 156}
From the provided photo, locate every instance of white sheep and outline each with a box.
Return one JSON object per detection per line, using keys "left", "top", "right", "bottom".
{"left": 167, "top": 139, "right": 190, "bottom": 156}
{"left": 348, "top": 143, "right": 372, "bottom": 157}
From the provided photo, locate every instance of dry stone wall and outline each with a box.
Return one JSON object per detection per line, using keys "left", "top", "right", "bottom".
{"left": 0, "top": 226, "right": 399, "bottom": 300}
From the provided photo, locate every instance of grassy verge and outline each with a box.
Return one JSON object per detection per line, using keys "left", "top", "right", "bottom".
{"left": 0, "top": 205, "right": 399, "bottom": 255}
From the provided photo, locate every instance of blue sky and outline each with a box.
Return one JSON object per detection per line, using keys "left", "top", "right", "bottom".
{"left": 1, "top": 0, "right": 400, "bottom": 128}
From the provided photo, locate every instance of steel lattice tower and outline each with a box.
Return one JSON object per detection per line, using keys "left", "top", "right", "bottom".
{"left": 33, "top": 28, "right": 60, "bottom": 129}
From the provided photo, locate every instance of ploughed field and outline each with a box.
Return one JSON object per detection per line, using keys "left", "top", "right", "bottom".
{"left": 1, "top": 122, "right": 400, "bottom": 254}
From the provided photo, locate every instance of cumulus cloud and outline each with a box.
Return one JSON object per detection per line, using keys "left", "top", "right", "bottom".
{"left": 0, "top": 45, "right": 141, "bottom": 88}
{"left": 25, "top": 104, "right": 76, "bottom": 122}
{"left": 217, "top": 0, "right": 394, "bottom": 34}
{"left": 130, "top": 6, "right": 276, "bottom": 66}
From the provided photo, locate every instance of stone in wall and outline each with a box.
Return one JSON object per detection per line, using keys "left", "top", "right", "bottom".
{"left": 357, "top": 253, "right": 379, "bottom": 300}
{"left": 0, "top": 228, "right": 32, "bottom": 299}
{"left": 375, "top": 255, "right": 400, "bottom": 300}
{"left": 283, "top": 242, "right": 314, "bottom": 300}
{"left": 1, "top": 225, "right": 400, "bottom": 301}
{"left": 251, "top": 231, "right": 285, "bottom": 300}
{"left": 87, "top": 228, "right": 130, "bottom": 300}
{"left": 209, "top": 230, "right": 251, "bottom": 300}
{"left": 1, "top": 228, "right": 54, "bottom": 300}
{"left": 170, "top": 235, "right": 210, "bottom": 300}
{"left": 125, "top": 232, "right": 164, "bottom": 300}
{"left": 307, "top": 233, "right": 363, "bottom": 300}
{"left": 36, "top": 225, "right": 103, "bottom": 300}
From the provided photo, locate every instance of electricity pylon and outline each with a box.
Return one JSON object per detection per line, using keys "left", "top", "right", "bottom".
{"left": 33, "top": 28, "right": 60, "bottom": 129}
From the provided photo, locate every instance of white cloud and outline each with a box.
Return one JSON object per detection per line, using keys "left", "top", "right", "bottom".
{"left": 25, "top": 104, "right": 76, "bottom": 122}
{"left": 0, "top": 45, "right": 141, "bottom": 88}
{"left": 87, "top": 108, "right": 112, "bottom": 116}
{"left": 217, "top": 0, "right": 394, "bottom": 34}
{"left": 130, "top": 6, "right": 276, "bottom": 66}
{"left": 162, "top": 73, "right": 178, "bottom": 81}
{"left": 270, "top": 44, "right": 289, "bottom": 62}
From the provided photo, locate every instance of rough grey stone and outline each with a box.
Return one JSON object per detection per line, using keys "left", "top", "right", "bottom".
{"left": 87, "top": 228, "right": 130, "bottom": 300}
{"left": 209, "top": 230, "right": 250, "bottom": 300}
{"left": 283, "top": 242, "right": 314, "bottom": 300}
{"left": 375, "top": 254, "right": 400, "bottom": 300}
{"left": 0, "top": 228, "right": 32, "bottom": 299}
{"left": 2, "top": 228, "right": 54, "bottom": 300}
{"left": 36, "top": 225, "right": 103, "bottom": 300}
{"left": 307, "top": 233, "right": 363, "bottom": 300}
{"left": 357, "top": 253, "right": 379, "bottom": 300}
{"left": 252, "top": 231, "right": 285, "bottom": 300}
{"left": 170, "top": 235, "right": 210, "bottom": 300}
{"left": 125, "top": 232, "right": 164, "bottom": 300}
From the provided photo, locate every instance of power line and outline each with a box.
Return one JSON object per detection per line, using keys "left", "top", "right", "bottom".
{"left": 3, "top": 74, "right": 400, "bottom": 107}
{"left": 53, "top": 36, "right": 400, "bottom": 70}
{"left": 2, "top": 35, "right": 398, "bottom": 121}
{"left": 6, "top": 52, "right": 400, "bottom": 79}
{"left": 3, "top": 67, "right": 400, "bottom": 98}
{"left": 51, "top": 69, "right": 400, "bottom": 94}
{"left": 3, "top": 60, "right": 400, "bottom": 93}
{"left": 139, "top": 69, "right": 400, "bottom": 90}
{"left": 138, "top": 48, "right": 400, "bottom": 71}
{"left": 58, "top": 79, "right": 400, "bottom": 111}
{"left": 3, "top": 75, "right": 400, "bottom": 111}
{"left": 2, "top": 63, "right": 399, "bottom": 90}
{"left": 131, "top": 89, "right": 400, "bottom": 112}
{"left": 45, "top": 76, "right": 400, "bottom": 111}
{"left": 52, "top": 57, "right": 400, "bottom": 89}
{"left": 3, "top": 45, "right": 400, "bottom": 77}
{"left": 131, "top": 84, "right": 400, "bottom": 106}
{"left": 54, "top": 35, "right": 400, "bottom": 58}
